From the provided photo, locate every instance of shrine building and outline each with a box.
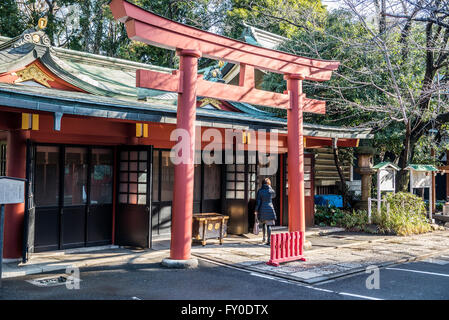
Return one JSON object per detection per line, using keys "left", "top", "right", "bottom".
{"left": 0, "top": 14, "right": 372, "bottom": 260}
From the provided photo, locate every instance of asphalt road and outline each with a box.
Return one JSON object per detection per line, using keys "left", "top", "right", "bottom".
{"left": 319, "top": 255, "right": 449, "bottom": 300}
{"left": 1, "top": 254, "right": 449, "bottom": 302}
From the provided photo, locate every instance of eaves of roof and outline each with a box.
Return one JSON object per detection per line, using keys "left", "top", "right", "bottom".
{"left": 0, "top": 82, "right": 373, "bottom": 139}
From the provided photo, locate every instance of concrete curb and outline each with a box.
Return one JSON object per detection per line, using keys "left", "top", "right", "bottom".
{"left": 2, "top": 252, "right": 149, "bottom": 279}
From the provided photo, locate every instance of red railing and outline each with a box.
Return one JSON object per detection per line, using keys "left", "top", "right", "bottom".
{"left": 266, "top": 231, "right": 306, "bottom": 267}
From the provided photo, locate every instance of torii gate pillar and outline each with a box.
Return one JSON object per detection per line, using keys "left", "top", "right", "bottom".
{"left": 108, "top": 0, "right": 340, "bottom": 267}
{"left": 162, "top": 49, "right": 201, "bottom": 268}
{"left": 286, "top": 74, "right": 306, "bottom": 238}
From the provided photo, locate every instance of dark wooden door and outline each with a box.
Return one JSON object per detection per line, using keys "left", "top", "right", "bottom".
{"left": 86, "top": 148, "right": 114, "bottom": 246}
{"left": 33, "top": 145, "right": 61, "bottom": 252}
{"left": 115, "top": 146, "right": 152, "bottom": 248}
{"left": 224, "top": 162, "right": 248, "bottom": 234}
{"left": 61, "top": 146, "right": 88, "bottom": 249}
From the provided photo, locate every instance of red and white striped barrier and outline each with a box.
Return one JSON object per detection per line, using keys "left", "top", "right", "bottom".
{"left": 266, "top": 231, "right": 306, "bottom": 267}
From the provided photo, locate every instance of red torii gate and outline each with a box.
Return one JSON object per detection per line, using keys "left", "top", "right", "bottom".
{"left": 110, "top": 0, "right": 340, "bottom": 265}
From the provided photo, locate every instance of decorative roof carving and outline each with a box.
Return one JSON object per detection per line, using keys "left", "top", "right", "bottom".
{"left": 12, "top": 29, "right": 51, "bottom": 49}
{"left": 199, "top": 98, "right": 223, "bottom": 109}
{"left": 15, "top": 63, "right": 54, "bottom": 87}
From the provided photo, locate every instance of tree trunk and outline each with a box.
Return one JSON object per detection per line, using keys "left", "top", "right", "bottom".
{"left": 397, "top": 122, "right": 412, "bottom": 192}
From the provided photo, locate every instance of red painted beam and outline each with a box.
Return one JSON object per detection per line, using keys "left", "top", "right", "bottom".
{"left": 305, "top": 137, "right": 359, "bottom": 148}
{"left": 136, "top": 69, "right": 326, "bottom": 113}
{"left": 137, "top": 70, "right": 182, "bottom": 93}
{"left": 110, "top": 0, "right": 339, "bottom": 81}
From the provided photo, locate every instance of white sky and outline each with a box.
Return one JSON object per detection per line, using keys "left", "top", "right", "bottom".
{"left": 322, "top": 0, "right": 379, "bottom": 17}
{"left": 322, "top": 0, "right": 345, "bottom": 11}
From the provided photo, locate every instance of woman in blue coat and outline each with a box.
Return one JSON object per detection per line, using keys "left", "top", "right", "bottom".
{"left": 254, "top": 178, "right": 276, "bottom": 245}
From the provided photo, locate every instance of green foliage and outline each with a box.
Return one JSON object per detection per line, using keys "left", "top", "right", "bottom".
{"left": 436, "top": 201, "right": 444, "bottom": 212}
{"left": 0, "top": 0, "right": 24, "bottom": 38}
{"left": 339, "top": 209, "right": 369, "bottom": 231}
{"left": 314, "top": 205, "right": 346, "bottom": 227}
{"left": 314, "top": 205, "right": 368, "bottom": 231}
{"left": 372, "top": 192, "right": 431, "bottom": 236}
{"left": 412, "top": 124, "right": 449, "bottom": 165}
{"left": 315, "top": 193, "right": 432, "bottom": 236}
{"left": 224, "top": 0, "right": 326, "bottom": 39}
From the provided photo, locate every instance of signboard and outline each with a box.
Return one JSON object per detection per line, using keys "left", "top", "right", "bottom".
{"left": 379, "top": 169, "right": 395, "bottom": 191}
{"left": 410, "top": 171, "right": 431, "bottom": 188}
{"left": 0, "top": 177, "right": 25, "bottom": 204}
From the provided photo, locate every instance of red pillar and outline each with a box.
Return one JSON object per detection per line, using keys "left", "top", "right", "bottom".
{"left": 3, "top": 130, "right": 27, "bottom": 259}
{"left": 286, "top": 74, "right": 305, "bottom": 237}
{"left": 170, "top": 49, "right": 201, "bottom": 260}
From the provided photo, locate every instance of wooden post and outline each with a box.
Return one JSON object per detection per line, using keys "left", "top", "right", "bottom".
{"left": 356, "top": 152, "right": 374, "bottom": 210}
{"left": 170, "top": 49, "right": 201, "bottom": 261}
{"left": 286, "top": 74, "right": 305, "bottom": 239}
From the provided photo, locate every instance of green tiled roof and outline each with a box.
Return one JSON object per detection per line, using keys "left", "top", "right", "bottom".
{"left": 373, "top": 162, "right": 400, "bottom": 171}
{"left": 405, "top": 164, "right": 439, "bottom": 172}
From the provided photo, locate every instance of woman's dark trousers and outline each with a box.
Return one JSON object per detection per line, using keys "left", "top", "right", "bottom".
{"left": 262, "top": 224, "right": 272, "bottom": 244}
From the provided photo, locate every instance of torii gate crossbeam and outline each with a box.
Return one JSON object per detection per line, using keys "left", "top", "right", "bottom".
{"left": 110, "top": 0, "right": 340, "bottom": 265}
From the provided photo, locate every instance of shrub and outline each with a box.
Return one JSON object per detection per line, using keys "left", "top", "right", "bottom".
{"left": 314, "top": 205, "right": 345, "bottom": 227}
{"left": 339, "top": 209, "right": 369, "bottom": 231}
{"left": 372, "top": 192, "right": 431, "bottom": 236}
{"left": 314, "top": 205, "right": 368, "bottom": 231}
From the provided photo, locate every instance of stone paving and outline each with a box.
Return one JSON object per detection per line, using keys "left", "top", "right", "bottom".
{"left": 191, "top": 230, "right": 449, "bottom": 284}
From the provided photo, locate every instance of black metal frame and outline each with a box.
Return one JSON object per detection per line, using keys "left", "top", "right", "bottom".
{"left": 22, "top": 139, "right": 33, "bottom": 262}
{"left": 0, "top": 142, "right": 6, "bottom": 176}
{"left": 30, "top": 142, "right": 114, "bottom": 253}
{"left": 151, "top": 148, "right": 172, "bottom": 237}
